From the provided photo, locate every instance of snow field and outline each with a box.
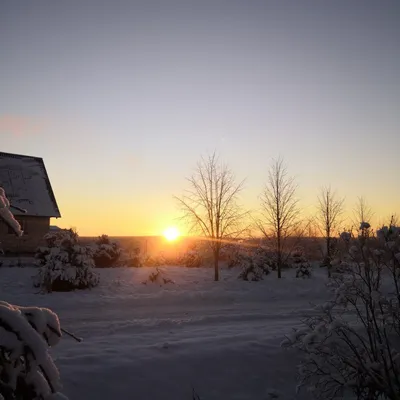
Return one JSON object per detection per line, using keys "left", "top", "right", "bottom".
{"left": 0, "top": 265, "right": 330, "bottom": 399}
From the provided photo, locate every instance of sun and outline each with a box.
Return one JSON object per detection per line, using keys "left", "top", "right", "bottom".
{"left": 163, "top": 226, "right": 180, "bottom": 241}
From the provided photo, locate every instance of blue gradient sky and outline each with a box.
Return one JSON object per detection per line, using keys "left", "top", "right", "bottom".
{"left": 1, "top": 0, "right": 399, "bottom": 235}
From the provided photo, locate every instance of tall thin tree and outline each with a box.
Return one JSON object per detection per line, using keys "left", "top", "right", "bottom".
{"left": 352, "top": 196, "right": 374, "bottom": 231}
{"left": 257, "top": 157, "right": 300, "bottom": 278}
{"left": 174, "top": 153, "right": 247, "bottom": 281}
{"left": 317, "top": 186, "right": 345, "bottom": 277}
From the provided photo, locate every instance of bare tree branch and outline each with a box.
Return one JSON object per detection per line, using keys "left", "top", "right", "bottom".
{"left": 351, "top": 196, "right": 374, "bottom": 232}
{"left": 174, "top": 152, "right": 248, "bottom": 281}
{"left": 316, "top": 186, "right": 345, "bottom": 277}
{"left": 257, "top": 157, "right": 301, "bottom": 278}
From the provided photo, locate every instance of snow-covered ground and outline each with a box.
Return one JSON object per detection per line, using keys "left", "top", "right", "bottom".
{"left": 0, "top": 264, "right": 330, "bottom": 399}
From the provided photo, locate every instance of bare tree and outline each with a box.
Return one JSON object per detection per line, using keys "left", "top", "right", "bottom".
{"left": 257, "top": 157, "right": 301, "bottom": 278}
{"left": 296, "top": 216, "right": 322, "bottom": 262}
{"left": 352, "top": 196, "right": 374, "bottom": 231}
{"left": 304, "top": 216, "right": 319, "bottom": 239}
{"left": 174, "top": 153, "right": 247, "bottom": 281}
{"left": 317, "top": 186, "right": 345, "bottom": 277}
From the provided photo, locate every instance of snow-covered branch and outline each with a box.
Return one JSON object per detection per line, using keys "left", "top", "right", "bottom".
{"left": 0, "top": 302, "right": 68, "bottom": 400}
{"left": 282, "top": 223, "right": 400, "bottom": 399}
{"left": 0, "top": 187, "right": 23, "bottom": 237}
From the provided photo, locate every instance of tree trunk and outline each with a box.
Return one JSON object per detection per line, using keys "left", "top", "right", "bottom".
{"left": 326, "top": 236, "right": 331, "bottom": 278}
{"left": 277, "top": 253, "right": 282, "bottom": 278}
{"left": 326, "top": 236, "right": 331, "bottom": 260}
{"left": 214, "top": 255, "right": 219, "bottom": 281}
{"left": 277, "top": 235, "right": 282, "bottom": 279}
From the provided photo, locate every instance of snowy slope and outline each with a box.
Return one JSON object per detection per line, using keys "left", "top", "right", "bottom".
{"left": 0, "top": 265, "right": 330, "bottom": 399}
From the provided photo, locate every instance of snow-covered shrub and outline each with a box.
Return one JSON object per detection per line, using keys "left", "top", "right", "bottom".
{"left": 291, "top": 247, "right": 312, "bottom": 278}
{"left": 226, "top": 251, "right": 241, "bottom": 268}
{"left": 34, "top": 229, "right": 99, "bottom": 292}
{"left": 282, "top": 222, "right": 400, "bottom": 399}
{"left": 358, "top": 221, "right": 372, "bottom": 239}
{"left": 35, "top": 246, "right": 50, "bottom": 268}
{"left": 339, "top": 231, "right": 352, "bottom": 243}
{"left": 142, "top": 268, "right": 174, "bottom": 285}
{"left": 260, "top": 248, "right": 293, "bottom": 272}
{"left": 142, "top": 255, "right": 162, "bottom": 267}
{"left": 319, "top": 237, "right": 338, "bottom": 268}
{"left": 218, "top": 243, "right": 237, "bottom": 264}
{"left": 180, "top": 250, "right": 203, "bottom": 268}
{"left": 0, "top": 301, "right": 68, "bottom": 400}
{"left": 238, "top": 256, "right": 266, "bottom": 281}
{"left": 376, "top": 222, "right": 399, "bottom": 245}
{"left": 125, "top": 247, "right": 143, "bottom": 267}
{"left": 162, "top": 255, "right": 181, "bottom": 266}
{"left": 142, "top": 252, "right": 177, "bottom": 267}
{"left": 179, "top": 243, "right": 203, "bottom": 268}
{"left": 330, "top": 257, "right": 353, "bottom": 274}
{"left": 92, "top": 234, "right": 121, "bottom": 268}
{"left": 359, "top": 221, "right": 371, "bottom": 231}
{"left": 0, "top": 188, "right": 68, "bottom": 399}
{"left": 238, "top": 247, "right": 271, "bottom": 281}
{"left": 142, "top": 252, "right": 184, "bottom": 267}
{"left": 220, "top": 243, "right": 245, "bottom": 269}
{"left": 328, "top": 231, "right": 355, "bottom": 274}
{"left": 295, "top": 263, "right": 312, "bottom": 278}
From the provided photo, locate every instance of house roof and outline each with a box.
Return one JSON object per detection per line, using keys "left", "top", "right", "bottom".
{"left": 0, "top": 152, "right": 61, "bottom": 218}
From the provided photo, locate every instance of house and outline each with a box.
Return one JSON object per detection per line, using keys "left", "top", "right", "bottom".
{"left": 0, "top": 152, "right": 61, "bottom": 254}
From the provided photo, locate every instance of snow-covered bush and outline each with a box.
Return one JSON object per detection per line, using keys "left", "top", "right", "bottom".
{"left": 0, "top": 301, "right": 67, "bottom": 400}
{"left": 218, "top": 242, "right": 236, "bottom": 263}
{"left": 92, "top": 234, "right": 121, "bottom": 268}
{"left": 140, "top": 246, "right": 203, "bottom": 268}
{"left": 328, "top": 231, "right": 355, "bottom": 274}
{"left": 142, "top": 268, "right": 174, "bottom": 285}
{"left": 282, "top": 221, "right": 400, "bottom": 399}
{"left": 258, "top": 248, "right": 292, "bottom": 272}
{"left": 34, "top": 229, "right": 99, "bottom": 292}
{"left": 124, "top": 247, "right": 143, "bottom": 267}
{"left": 142, "top": 252, "right": 178, "bottom": 267}
{"left": 179, "top": 243, "right": 203, "bottom": 268}
{"left": 295, "top": 263, "right": 312, "bottom": 278}
{"left": 339, "top": 231, "right": 352, "bottom": 243}
{"left": 319, "top": 237, "right": 338, "bottom": 268}
{"left": 359, "top": 221, "right": 372, "bottom": 240}
{"left": 226, "top": 250, "right": 241, "bottom": 268}
{"left": 220, "top": 243, "right": 246, "bottom": 269}
{"left": 142, "top": 255, "right": 162, "bottom": 267}
{"left": 238, "top": 255, "right": 266, "bottom": 281}
{"left": 359, "top": 221, "right": 371, "bottom": 231}
{"left": 330, "top": 257, "right": 353, "bottom": 274}
{"left": 0, "top": 187, "right": 68, "bottom": 399}
{"left": 238, "top": 247, "right": 271, "bottom": 281}
{"left": 291, "top": 247, "right": 312, "bottom": 278}
{"left": 180, "top": 250, "right": 203, "bottom": 268}
{"left": 142, "top": 252, "right": 187, "bottom": 267}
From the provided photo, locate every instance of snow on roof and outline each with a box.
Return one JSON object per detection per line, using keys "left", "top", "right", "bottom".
{"left": 0, "top": 152, "right": 61, "bottom": 217}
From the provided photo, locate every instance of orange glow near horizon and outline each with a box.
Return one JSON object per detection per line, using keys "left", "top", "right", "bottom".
{"left": 52, "top": 194, "right": 398, "bottom": 238}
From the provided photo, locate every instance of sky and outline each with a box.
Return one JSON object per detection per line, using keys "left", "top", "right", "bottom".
{"left": 1, "top": 0, "right": 399, "bottom": 236}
